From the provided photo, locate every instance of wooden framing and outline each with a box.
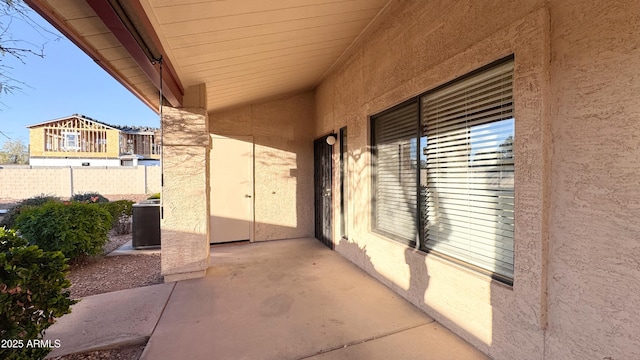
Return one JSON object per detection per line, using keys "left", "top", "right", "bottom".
{"left": 43, "top": 117, "right": 109, "bottom": 153}
{"left": 119, "top": 132, "right": 161, "bottom": 158}
{"left": 28, "top": 115, "right": 160, "bottom": 161}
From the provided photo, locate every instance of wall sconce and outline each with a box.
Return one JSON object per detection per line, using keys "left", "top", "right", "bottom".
{"left": 326, "top": 135, "right": 336, "bottom": 145}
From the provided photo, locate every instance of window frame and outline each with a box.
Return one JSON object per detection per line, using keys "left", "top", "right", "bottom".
{"left": 370, "top": 99, "right": 420, "bottom": 247}
{"left": 339, "top": 126, "right": 349, "bottom": 240}
{"left": 370, "top": 55, "right": 515, "bottom": 285}
{"left": 63, "top": 131, "right": 80, "bottom": 151}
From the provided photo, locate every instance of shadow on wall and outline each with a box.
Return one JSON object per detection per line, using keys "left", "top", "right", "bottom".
{"left": 207, "top": 93, "right": 316, "bottom": 242}
{"left": 336, "top": 237, "right": 429, "bottom": 313}
{"left": 160, "top": 228, "right": 213, "bottom": 277}
{"left": 209, "top": 215, "right": 304, "bottom": 244}
{"left": 335, "top": 236, "right": 500, "bottom": 357}
{"left": 209, "top": 134, "right": 313, "bottom": 242}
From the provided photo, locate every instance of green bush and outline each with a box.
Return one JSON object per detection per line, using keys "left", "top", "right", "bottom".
{"left": 0, "top": 228, "right": 76, "bottom": 360}
{"left": 99, "top": 200, "right": 134, "bottom": 235}
{"left": 14, "top": 202, "right": 112, "bottom": 262}
{"left": 71, "top": 192, "right": 109, "bottom": 203}
{"left": 147, "top": 193, "right": 160, "bottom": 200}
{"left": 0, "top": 196, "right": 61, "bottom": 230}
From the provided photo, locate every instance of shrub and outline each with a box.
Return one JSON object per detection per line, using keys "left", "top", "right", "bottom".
{"left": 0, "top": 195, "right": 61, "bottom": 230}
{"left": 71, "top": 192, "right": 109, "bottom": 203}
{"left": 14, "top": 202, "right": 112, "bottom": 262}
{"left": 147, "top": 193, "right": 160, "bottom": 200}
{"left": 0, "top": 228, "right": 76, "bottom": 360}
{"left": 99, "top": 200, "right": 134, "bottom": 235}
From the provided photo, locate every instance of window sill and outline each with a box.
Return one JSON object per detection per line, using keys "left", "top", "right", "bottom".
{"left": 370, "top": 229, "right": 514, "bottom": 288}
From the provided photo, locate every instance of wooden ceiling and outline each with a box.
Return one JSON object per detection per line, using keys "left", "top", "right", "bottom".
{"left": 29, "top": 0, "right": 392, "bottom": 113}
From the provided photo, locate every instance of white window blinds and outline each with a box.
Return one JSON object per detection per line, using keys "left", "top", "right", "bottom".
{"left": 372, "top": 101, "right": 419, "bottom": 245}
{"left": 421, "top": 60, "right": 515, "bottom": 281}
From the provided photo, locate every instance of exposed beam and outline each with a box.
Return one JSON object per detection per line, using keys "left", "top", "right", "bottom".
{"left": 86, "top": 0, "right": 183, "bottom": 107}
{"left": 24, "top": 0, "right": 158, "bottom": 112}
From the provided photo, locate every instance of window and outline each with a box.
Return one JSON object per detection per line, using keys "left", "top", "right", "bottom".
{"left": 63, "top": 132, "right": 79, "bottom": 151}
{"left": 340, "top": 127, "right": 348, "bottom": 239}
{"left": 371, "top": 101, "right": 419, "bottom": 246}
{"left": 371, "top": 57, "right": 515, "bottom": 283}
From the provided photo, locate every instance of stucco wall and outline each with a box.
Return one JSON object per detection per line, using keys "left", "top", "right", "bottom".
{"left": 545, "top": 1, "right": 640, "bottom": 359}
{"left": 316, "top": 1, "right": 550, "bottom": 359}
{"left": 315, "top": 1, "right": 640, "bottom": 360}
{"left": 160, "top": 98, "right": 211, "bottom": 281}
{"left": 209, "top": 92, "right": 315, "bottom": 242}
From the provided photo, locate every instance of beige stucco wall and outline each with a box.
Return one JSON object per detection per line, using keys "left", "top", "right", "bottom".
{"left": 160, "top": 85, "right": 211, "bottom": 282}
{"left": 209, "top": 92, "right": 315, "bottom": 242}
{"left": 315, "top": 1, "right": 640, "bottom": 359}
{"left": 545, "top": 1, "right": 640, "bottom": 359}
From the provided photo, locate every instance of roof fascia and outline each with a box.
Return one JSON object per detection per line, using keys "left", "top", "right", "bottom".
{"left": 86, "top": 0, "right": 183, "bottom": 107}
{"left": 25, "top": 0, "right": 184, "bottom": 109}
{"left": 24, "top": 0, "right": 159, "bottom": 112}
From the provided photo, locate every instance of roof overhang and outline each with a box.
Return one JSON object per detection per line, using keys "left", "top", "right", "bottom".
{"left": 84, "top": 0, "right": 183, "bottom": 106}
{"left": 25, "top": 0, "right": 394, "bottom": 113}
{"left": 25, "top": 0, "right": 183, "bottom": 110}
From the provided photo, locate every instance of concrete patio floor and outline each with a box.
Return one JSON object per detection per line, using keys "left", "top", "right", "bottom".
{"left": 140, "top": 237, "right": 489, "bottom": 360}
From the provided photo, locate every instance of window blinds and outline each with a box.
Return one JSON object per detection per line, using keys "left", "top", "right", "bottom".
{"left": 421, "top": 60, "right": 515, "bottom": 280}
{"left": 372, "top": 101, "right": 419, "bottom": 244}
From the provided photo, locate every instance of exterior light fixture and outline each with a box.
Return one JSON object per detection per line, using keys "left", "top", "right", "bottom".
{"left": 326, "top": 135, "right": 336, "bottom": 145}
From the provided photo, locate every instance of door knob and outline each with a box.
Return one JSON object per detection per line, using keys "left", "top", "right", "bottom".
{"left": 245, "top": 194, "right": 252, "bottom": 198}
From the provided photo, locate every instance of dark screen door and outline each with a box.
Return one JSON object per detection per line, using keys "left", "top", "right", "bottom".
{"left": 314, "top": 135, "right": 333, "bottom": 249}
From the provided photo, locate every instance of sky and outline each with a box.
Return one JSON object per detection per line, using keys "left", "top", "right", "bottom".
{"left": 0, "top": 5, "right": 159, "bottom": 148}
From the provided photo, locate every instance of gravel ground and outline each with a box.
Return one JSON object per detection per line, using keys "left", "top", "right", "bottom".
{"left": 51, "top": 231, "right": 162, "bottom": 360}
{"left": 66, "top": 232, "right": 163, "bottom": 299}
{"left": 50, "top": 345, "right": 146, "bottom": 360}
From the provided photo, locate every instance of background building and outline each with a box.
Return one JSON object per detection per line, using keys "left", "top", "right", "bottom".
{"left": 27, "top": 114, "right": 160, "bottom": 166}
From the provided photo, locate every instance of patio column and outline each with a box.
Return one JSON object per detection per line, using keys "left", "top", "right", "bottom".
{"left": 161, "top": 84, "right": 210, "bottom": 282}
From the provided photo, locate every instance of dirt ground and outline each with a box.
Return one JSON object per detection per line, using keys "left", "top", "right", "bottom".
{"left": 65, "top": 232, "right": 162, "bottom": 299}
{"left": 52, "top": 232, "right": 163, "bottom": 360}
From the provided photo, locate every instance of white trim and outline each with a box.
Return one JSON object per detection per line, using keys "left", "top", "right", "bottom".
{"left": 29, "top": 158, "right": 121, "bottom": 167}
{"left": 63, "top": 131, "right": 80, "bottom": 151}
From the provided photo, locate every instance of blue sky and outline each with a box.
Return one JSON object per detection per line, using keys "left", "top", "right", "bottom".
{"left": 0, "top": 6, "right": 158, "bottom": 148}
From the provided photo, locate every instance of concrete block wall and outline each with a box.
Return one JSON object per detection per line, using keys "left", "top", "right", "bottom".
{"left": 0, "top": 166, "right": 160, "bottom": 201}
{"left": 73, "top": 167, "right": 146, "bottom": 195}
{"left": 145, "top": 166, "right": 161, "bottom": 194}
{"left": 0, "top": 167, "right": 72, "bottom": 200}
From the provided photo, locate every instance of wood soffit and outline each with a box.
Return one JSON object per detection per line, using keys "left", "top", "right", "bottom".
{"left": 25, "top": 0, "right": 395, "bottom": 113}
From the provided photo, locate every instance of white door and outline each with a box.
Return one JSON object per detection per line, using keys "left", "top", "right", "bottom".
{"left": 210, "top": 135, "right": 253, "bottom": 243}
